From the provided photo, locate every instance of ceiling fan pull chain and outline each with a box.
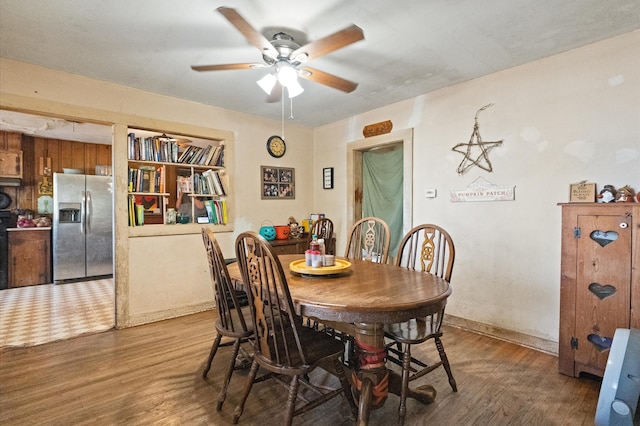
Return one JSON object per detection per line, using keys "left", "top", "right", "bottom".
{"left": 289, "top": 97, "right": 295, "bottom": 120}
{"left": 281, "top": 88, "right": 286, "bottom": 139}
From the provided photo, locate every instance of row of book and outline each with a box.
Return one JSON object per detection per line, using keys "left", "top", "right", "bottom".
{"left": 128, "top": 133, "right": 180, "bottom": 163}
{"left": 127, "top": 132, "right": 225, "bottom": 167}
{"left": 203, "top": 199, "right": 228, "bottom": 225}
{"left": 128, "top": 166, "right": 165, "bottom": 193}
{"left": 177, "top": 144, "right": 225, "bottom": 167}
{"left": 179, "top": 170, "right": 229, "bottom": 196}
{"left": 128, "top": 196, "right": 146, "bottom": 226}
{"left": 198, "top": 169, "right": 229, "bottom": 196}
{"left": 127, "top": 197, "right": 227, "bottom": 226}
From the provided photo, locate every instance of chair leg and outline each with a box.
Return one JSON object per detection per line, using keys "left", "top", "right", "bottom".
{"left": 217, "top": 338, "right": 241, "bottom": 411}
{"left": 398, "top": 343, "right": 411, "bottom": 426}
{"left": 284, "top": 375, "right": 300, "bottom": 426}
{"left": 233, "top": 360, "right": 259, "bottom": 424}
{"left": 435, "top": 336, "right": 457, "bottom": 392}
{"left": 202, "top": 334, "right": 223, "bottom": 378}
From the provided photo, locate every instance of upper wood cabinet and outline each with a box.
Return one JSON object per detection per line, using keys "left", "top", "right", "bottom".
{"left": 558, "top": 203, "right": 640, "bottom": 378}
{"left": 0, "top": 151, "right": 23, "bottom": 178}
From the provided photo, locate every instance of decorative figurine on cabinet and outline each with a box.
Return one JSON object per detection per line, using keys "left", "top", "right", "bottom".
{"left": 615, "top": 185, "right": 635, "bottom": 203}
{"left": 597, "top": 185, "right": 616, "bottom": 203}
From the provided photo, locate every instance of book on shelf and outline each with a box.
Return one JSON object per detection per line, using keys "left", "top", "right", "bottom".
{"left": 136, "top": 205, "right": 145, "bottom": 226}
{"left": 204, "top": 145, "right": 217, "bottom": 166}
{"left": 214, "top": 144, "right": 225, "bottom": 167}
{"left": 128, "top": 196, "right": 135, "bottom": 226}
{"left": 217, "top": 170, "right": 229, "bottom": 195}
{"left": 204, "top": 200, "right": 214, "bottom": 223}
{"left": 177, "top": 146, "right": 193, "bottom": 163}
{"left": 177, "top": 175, "right": 192, "bottom": 194}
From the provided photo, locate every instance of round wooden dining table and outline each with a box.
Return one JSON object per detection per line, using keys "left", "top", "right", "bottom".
{"left": 227, "top": 254, "right": 451, "bottom": 425}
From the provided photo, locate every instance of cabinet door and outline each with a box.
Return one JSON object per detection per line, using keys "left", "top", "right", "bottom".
{"left": 573, "top": 213, "right": 631, "bottom": 373}
{"left": 9, "top": 231, "right": 51, "bottom": 287}
{"left": 0, "top": 151, "right": 23, "bottom": 178}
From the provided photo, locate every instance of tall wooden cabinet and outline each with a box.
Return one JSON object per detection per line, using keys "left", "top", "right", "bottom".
{"left": 558, "top": 203, "right": 640, "bottom": 377}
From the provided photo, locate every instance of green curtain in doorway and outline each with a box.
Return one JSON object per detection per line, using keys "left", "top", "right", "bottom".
{"left": 362, "top": 147, "right": 403, "bottom": 257}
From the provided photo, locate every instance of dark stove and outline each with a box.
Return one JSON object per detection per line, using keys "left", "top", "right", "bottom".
{"left": 0, "top": 210, "right": 16, "bottom": 290}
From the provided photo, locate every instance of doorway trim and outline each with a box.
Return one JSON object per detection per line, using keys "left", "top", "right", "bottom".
{"left": 346, "top": 128, "right": 413, "bottom": 238}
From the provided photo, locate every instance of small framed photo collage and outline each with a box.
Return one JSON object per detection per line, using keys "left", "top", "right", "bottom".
{"left": 261, "top": 166, "right": 295, "bottom": 199}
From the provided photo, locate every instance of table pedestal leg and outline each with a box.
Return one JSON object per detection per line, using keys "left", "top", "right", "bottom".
{"left": 350, "top": 323, "right": 438, "bottom": 425}
{"left": 351, "top": 323, "right": 388, "bottom": 425}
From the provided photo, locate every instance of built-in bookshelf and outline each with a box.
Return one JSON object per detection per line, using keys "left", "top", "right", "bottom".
{"left": 127, "top": 129, "right": 228, "bottom": 227}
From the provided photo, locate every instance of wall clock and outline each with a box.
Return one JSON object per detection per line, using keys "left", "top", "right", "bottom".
{"left": 267, "top": 135, "right": 286, "bottom": 158}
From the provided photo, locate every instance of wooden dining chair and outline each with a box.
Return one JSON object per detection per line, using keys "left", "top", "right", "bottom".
{"left": 384, "top": 224, "right": 456, "bottom": 425}
{"left": 233, "top": 231, "right": 356, "bottom": 425}
{"left": 201, "top": 228, "right": 254, "bottom": 411}
{"left": 344, "top": 216, "right": 390, "bottom": 264}
{"left": 308, "top": 217, "right": 335, "bottom": 254}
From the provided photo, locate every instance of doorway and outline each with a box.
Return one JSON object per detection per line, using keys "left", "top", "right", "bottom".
{"left": 346, "top": 128, "right": 413, "bottom": 262}
{"left": 0, "top": 110, "right": 115, "bottom": 347}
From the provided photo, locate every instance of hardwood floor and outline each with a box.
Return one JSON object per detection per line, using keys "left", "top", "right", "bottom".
{"left": 0, "top": 310, "right": 606, "bottom": 425}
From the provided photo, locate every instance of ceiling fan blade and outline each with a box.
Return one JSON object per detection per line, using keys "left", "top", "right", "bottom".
{"left": 266, "top": 82, "right": 283, "bottom": 103}
{"left": 290, "top": 24, "right": 364, "bottom": 63}
{"left": 216, "top": 7, "right": 278, "bottom": 60}
{"left": 191, "top": 63, "right": 266, "bottom": 72}
{"left": 300, "top": 67, "right": 358, "bottom": 93}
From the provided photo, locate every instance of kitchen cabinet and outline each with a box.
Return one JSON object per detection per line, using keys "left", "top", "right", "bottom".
{"left": 0, "top": 151, "right": 23, "bottom": 178}
{"left": 8, "top": 228, "right": 52, "bottom": 287}
{"left": 558, "top": 203, "right": 640, "bottom": 377}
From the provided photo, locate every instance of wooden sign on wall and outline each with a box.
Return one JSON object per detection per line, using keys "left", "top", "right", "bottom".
{"left": 363, "top": 120, "right": 393, "bottom": 138}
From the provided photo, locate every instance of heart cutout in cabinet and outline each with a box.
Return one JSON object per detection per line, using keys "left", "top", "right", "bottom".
{"left": 587, "top": 334, "right": 613, "bottom": 352}
{"left": 589, "top": 230, "right": 618, "bottom": 247}
{"left": 588, "top": 283, "right": 617, "bottom": 300}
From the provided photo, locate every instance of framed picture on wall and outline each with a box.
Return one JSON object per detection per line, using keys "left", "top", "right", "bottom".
{"left": 261, "top": 166, "right": 295, "bottom": 199}
{"left": 323, "top": 167, "right": 334, "bottom": 189}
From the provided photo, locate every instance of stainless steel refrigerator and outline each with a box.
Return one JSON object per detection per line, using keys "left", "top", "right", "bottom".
{"left": 53, "top": 173, "right": 113, "bottom": 282}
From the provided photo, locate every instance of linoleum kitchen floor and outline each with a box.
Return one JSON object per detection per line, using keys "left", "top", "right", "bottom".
{"left": 0, "top": 278, "right": 114, "bottom": 347}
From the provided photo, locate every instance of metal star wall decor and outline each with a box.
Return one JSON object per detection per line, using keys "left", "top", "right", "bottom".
{"left": 452, "top": 103, "right": 503, "bottom": 174}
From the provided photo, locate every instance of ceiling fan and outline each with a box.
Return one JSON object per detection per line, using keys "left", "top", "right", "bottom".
{"left": 191, "top": 7, "right": 364, "bottom": 100}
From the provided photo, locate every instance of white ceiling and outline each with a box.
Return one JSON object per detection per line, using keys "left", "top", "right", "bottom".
{"left": 1, "top": 0, "right": 639, "bottom": 135}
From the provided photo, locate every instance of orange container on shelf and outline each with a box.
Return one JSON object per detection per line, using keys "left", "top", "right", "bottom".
{"left": 275, "top": 225, "right": 290, "bottom": 240}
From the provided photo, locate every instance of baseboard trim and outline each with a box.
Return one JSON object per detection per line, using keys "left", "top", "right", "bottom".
{"left": 123, "top": 306, "right": 559, "bottom": 355}
{"left": 126, "top": 302, "right": 215, "bottom": 327}
{"left": 444, "top": 314, "right": 558, "bottom": 356}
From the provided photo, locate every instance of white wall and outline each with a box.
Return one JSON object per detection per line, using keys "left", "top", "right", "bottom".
{"left": 313, "top": 31, "right": 640, "bottom": 349}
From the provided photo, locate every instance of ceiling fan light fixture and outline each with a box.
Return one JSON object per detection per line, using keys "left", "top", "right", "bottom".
{"left": 277, "top": 63, "right": 298, "bottom": 87}
{"left": 287, "top": 79, "right": 304, "bottom": 98}
{"left": 257, "top": 73, "right": 277, "bottom": 95}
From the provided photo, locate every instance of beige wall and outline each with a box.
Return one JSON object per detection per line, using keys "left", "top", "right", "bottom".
{"left": 0, "top": 58, "right": 314, "bottom": 326}
{"left": 2, "top": 30, "right": 638, "bottom": 351}
{"left": 314, "top": 30, "right": 640, "bottom": 351}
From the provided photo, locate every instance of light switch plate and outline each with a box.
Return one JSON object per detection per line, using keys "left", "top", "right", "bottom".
{"left": 425, "top": 188, "right": 437, "bottom": 198}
